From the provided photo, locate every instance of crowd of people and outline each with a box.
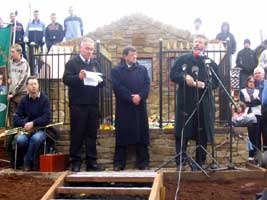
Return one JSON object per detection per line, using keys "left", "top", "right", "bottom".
{"left": 2, "top": 13, "right": 267, "bottom": 172}
{"left": 0, "top": 6, "right": 83, "bottom": 56}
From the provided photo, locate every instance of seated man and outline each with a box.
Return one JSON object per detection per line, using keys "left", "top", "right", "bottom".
{"left": 13, "top": 76, "right": 51, "bottom": 171}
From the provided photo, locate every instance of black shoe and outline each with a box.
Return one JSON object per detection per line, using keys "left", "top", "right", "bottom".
{"left": 190, "top": 163, "right": 201, "bottom": 171}
{"left": 86, "top": 163, "right": 105, "bottom": 171}
{"left": 137, "top": 166, "right": 149, "bottom": 170}
{"left": 71, "top": 163, "right": 81, "bottom": 172}
{"left": 114, "top": 166, "right": 124, "bottom": 171}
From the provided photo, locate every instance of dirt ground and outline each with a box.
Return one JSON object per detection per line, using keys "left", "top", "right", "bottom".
{"left": 165, "top": 178, "right": 267, "bottom": 200}
{"left": 0, "top": 174, "right": 54, "bottom": 200}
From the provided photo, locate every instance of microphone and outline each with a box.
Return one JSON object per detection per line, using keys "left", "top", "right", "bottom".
{"left": 182, "top": 64, "right": 187, "bottom": 71}
{"left": 193, "top": 50, "right": 205, "bottom": 58}
{"left": 192, "top": 65, "right": 199, "bottom": 77}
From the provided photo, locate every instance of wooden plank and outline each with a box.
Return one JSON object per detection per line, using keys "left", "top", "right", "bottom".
{"left": 66, "top": 171, "right": 155, "bottom": 183}
{"left": 41, "top": 171, "right": 69, "bottom": 200}
{"left": 163, "top": 170, "right": 266, "bottom": 182}
{"left": 246, "top": 162, "right": 266, "bottom": 171}
{"left": 56, "top": 186, "right": 151, "bottom": 196}
{"left": 149, "top": 173, "right": 165, "bottom": 200}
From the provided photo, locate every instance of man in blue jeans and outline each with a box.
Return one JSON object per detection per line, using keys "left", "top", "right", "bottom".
{"left": 13, "top": 76, "right": 51, "bottom": 171}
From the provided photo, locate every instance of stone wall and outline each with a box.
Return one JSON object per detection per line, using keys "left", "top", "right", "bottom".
{"left": 86, "top": 14, "right": 191, "bottom": 119}
{"left": 56, "top": 127, "right": 249, "bottom": 169}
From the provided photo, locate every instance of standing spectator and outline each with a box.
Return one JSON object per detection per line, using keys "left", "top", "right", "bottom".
{"left": 216, "top": 22, "right": 236, "bottom": 55}
{"left": 240, "top": 76, "right": 261, "bottom": 160}
{"left": 111, "top": 46, "right": 150, "bottom": 171}
{"left": 170, "top": 35, "right": 219, "bottom": 169}
{"left": 236, "top": 39, "right": 258, "bottom": 89}
{"left": 254, "top": 67, "right": 267, "bottom": 151}
{"left": 0, "top": 17, "right": 3, "bottom": 28}
{"left": 0, "top": 70, "right": 6, "bottom": 94}
{"left": 8, "top": 44, "right": 30, "bottom": 124}
{"left": 64, "top": 6, "right": 83, "bottom": 41}
{"left": 193, "top": 18, "right": 205, "bottom": 37}
{"left": 63, "top": 37, "right": 104, "bottom": 172}
{"left": 259, "top": 49, "right": 267, "bottom": 77}
{"left": 13, "top": 76, "right": 51, "bottom": 171}
{"left": 9, "top": 12, "right": 27, "bottom": 59}
{"left": 24, "top": 10, "right": 45, "bottom": 51}
{"left": 45, "top": 13, "right": 64, "bottom": 52}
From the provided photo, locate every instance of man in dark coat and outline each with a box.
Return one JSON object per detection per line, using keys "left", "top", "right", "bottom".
{"left": 170, "top": 35, "right": 219, "bottom": 169}
{"left": 63, "top": 37, "right": 104, "bottom": 172}
{"left": 111, "top": 46, "right": 150, "bottom": 171}
{"left": 216, "top": 22, "right": 236, "bottom": 55}
{"left": 236, "top": 39, "right": 258, "bottom": 89}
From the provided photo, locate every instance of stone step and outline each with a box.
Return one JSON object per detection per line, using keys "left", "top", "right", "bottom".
{"left": 65, "top": 171, "right": 155, "bottom": 183}
{"left": 56, "top": 186, "right": 151, "bottom": 196}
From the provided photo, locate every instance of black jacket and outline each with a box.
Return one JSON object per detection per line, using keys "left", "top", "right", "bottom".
{"left": 63, "top": 56, "right": 103, "bottom": 106}
{"left": 13, "top": 92, "right": 51, "bottom": 127}
{"left": 236, "top": 48, "right": 258, "bottom": 74}
{"left": 10, "top": 21, "right": 24, "bottom": 44}
{"left": 45, "top": 22, "right": 64, "bottom": 49}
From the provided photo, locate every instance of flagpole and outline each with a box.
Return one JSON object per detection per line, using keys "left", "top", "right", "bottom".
{"left": 12, "top": 11, "right": 17, "bottom": 45}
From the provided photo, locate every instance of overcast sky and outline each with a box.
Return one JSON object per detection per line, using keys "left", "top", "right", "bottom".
{"left": 1, "top": 0, "right": 266, "bottom": 51}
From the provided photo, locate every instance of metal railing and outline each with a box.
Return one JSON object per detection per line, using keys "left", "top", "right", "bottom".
{"left": 28, "top": 42, "right": 113, "bottom": 125}
{"left": 158, "top": 39, "right": 230, "bottom": 128}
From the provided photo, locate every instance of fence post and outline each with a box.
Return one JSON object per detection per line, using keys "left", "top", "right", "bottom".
{"left": 28, "top": 44, "right": 35, "bottom": 75}
{"left": 159, "top": 39, "right": 163, "bottom": 128}
{"left": 96, "top": 40, "right": 104, "bottom": 125}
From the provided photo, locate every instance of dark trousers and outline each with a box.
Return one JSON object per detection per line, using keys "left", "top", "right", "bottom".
{"left": 114, "top": 144, "right": 149, "bottom": 168}
{"left": 175, "top": 115, "right": 208, "bottom": 166}
{"left": 248, "top": 115, "right": 261, "bottom": 157}
{"left": 175, "top": 135, "right": 207, "bottom": 166}
{"left": 70, "top": 105, "right": 99, "bottom": 165}
{"left": 259, "top": 117, "right": 267, "bottom": 151}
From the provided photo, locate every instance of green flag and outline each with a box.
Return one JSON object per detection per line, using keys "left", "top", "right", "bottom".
{"left": 0, "top": 26, "right": 11, "bottom": 128}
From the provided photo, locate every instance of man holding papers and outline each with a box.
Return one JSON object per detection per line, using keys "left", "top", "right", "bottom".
{"left": 63, "top": 37, "right": 104, "bottom": 172}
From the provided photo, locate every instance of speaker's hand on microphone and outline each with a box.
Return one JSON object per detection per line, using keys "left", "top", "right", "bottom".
{"left": 196, "top": 81, "right": 205, "bottom": 89}
{"left": 185, "top": 75, "right": 196, "bottom": 87}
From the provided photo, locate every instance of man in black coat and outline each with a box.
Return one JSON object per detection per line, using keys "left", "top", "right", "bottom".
{"left": 13, "top": 76, "right": 51, "bottom": 171}
{"left": 111, "top": 46, "right": 150, "bottom": 171}
{"left": 236, "top": 39, "right": 258, "bottom": 89}
{"left": 63, "top": 37, "right": 104, "bottom": 172}
{"left": 170, "top": 35, "right": 219, "bottom": 169}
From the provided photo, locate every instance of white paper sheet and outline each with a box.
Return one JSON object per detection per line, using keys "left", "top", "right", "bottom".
{"left": 84, "top": 71, "right": 103, "bottom": 86}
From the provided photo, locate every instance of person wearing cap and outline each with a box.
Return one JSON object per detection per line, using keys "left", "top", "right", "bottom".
{"left": 64, "top": 6, "right": 83, "bottom": 41}
{"left": 236, "top": 39, "right": 258, "bottom": 89}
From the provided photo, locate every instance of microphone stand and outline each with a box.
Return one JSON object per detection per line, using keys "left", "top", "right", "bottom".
{"left": 206, "top": 60, "right": 243, "bottom": 170}
{"left": 192, "top": 65, "right": 221, "bottom": 171}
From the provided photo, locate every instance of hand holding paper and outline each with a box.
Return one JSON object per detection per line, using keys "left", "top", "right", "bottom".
{"left": 84, "top": 71, "right": 103, "bottom": 86}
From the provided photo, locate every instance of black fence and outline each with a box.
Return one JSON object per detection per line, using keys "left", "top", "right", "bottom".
{"left": 28, "top": 42, "right": 113, "bottom": 125}
{"left": 28, "top": 40, "right": 231, "bottom": 129}
{"left": 158, "top": 40, "right": 230, "bottom": 128}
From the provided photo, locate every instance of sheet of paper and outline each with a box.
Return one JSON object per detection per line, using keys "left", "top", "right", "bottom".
{"left": 84, "top": 71, "right": 103, "bottom": 86}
